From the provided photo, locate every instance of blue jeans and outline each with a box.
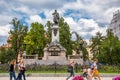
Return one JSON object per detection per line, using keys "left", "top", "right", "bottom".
{"left": 9, "top": 71, "right": 16, "bottom": 80}
{"left": 16, "top": 71, "right": 22, "bottom": 80}
{"left": 22, "top": 71, "right": 26, "bottom": 80}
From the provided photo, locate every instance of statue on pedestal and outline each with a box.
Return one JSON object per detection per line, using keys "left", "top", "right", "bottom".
{"left": 43, "top": 10, "right": 66, "bottom": 62}
{"left": 52, "top": 10, "right": 59, "bottom": 25}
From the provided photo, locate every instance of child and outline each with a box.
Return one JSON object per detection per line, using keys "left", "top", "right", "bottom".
{"left": 87, "top": 67, "right": 92, "bottom": 80}
{"left": 82, "top": 66, "right": 87, "bottom": 78}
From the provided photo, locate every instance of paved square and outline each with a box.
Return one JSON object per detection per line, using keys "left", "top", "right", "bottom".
{"left": 0, "top": 76, "right": 113, "bottom": 80}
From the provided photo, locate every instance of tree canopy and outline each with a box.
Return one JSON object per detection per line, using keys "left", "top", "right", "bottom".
{"left": 24, "top": 22, "right": 46, "bottom": 56}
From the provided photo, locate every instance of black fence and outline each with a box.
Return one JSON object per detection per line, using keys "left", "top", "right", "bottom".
{"left": 0, "top": 63, "right": 82, "bottom": 73}
{"left": 0, "top": 63, "right": 120, "bottom": 73}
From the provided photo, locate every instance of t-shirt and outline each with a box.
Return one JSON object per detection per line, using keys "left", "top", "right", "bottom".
{"left": 93, "top": 62, "right": 97, "bottom": 69}
{"left": 87, "top": 68, "right": 92, "bottom": 76}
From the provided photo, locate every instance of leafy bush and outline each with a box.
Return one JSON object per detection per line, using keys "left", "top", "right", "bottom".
{"left": 0, "top": 47, "right": 15, "bottom": 64}
{"left": 99, "top": 65, "right": 120, "bottom": 73}
{"left": 0, "top": 64, "right": 9, "bottom": 73}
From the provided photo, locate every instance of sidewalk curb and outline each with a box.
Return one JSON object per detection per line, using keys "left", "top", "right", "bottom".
{"left": 0, "top": 73, "right": 119, "bottom": 77}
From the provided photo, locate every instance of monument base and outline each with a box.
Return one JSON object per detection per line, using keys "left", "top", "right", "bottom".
{"left": 43, "top": 46, "right": 66, "bottom": 61}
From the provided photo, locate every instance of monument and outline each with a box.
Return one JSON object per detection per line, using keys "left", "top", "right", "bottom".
{"left": 23, "top": 10, "right": 83, "bottom": 65}
{"left": 43, "top": 10, "right": 66, "bottom": 63}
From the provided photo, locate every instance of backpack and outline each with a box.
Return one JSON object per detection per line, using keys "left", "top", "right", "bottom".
{"left": 67, "top": 65, "right": 72, "bottom": 72}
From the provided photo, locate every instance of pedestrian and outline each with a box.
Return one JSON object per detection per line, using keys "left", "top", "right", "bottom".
{"left": 16, "top": 59, "right": 22, "bottom": 80}
{"left": 82, "top": 66, "right": 87, "bottom": 78}
{"left": 113, "top": 75, "right": 120, "bottom": 80}
{"left": 9, "top": 59, "right": 16, "bottom": 80}
{"left": 87, "top": 66, "right": 92, "bottom": 80}
{"left": 72, "top": 75, "right": 84, "bottom": 80}
{"left": 92, "top": 59, "right": 101, "bottom": 80}
{"left": 75, "top": 62, "right": 78, "bottom": 73}
{"left": 66, "top": 60, "right": 74, "bottom": 80}
{"left": 21, "top": 60, "right": 26, "bottom": 80}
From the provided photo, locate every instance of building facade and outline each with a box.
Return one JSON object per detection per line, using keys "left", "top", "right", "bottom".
{"left": 108, "top": 10, "right": 120, "bottom": 39}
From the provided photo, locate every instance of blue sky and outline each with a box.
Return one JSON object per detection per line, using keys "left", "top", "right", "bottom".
{"left": 0, "top": 0, "right": 120, "bottom": 45}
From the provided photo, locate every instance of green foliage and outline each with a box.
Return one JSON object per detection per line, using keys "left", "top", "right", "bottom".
{"left": 46, "top": 21, "right": 52, "bottom": 43}
{"left": 24, "top": 22, "right": 46, "bottom": 56}
{"left": 9, "top": 18, "right": 28, "bottom": 58}
{"left": 0, "top": 47, "right": 15, "bottom": 63}
{"left": 82, "top": 47, "right": 89, "bottom": 60}
{"left": 59, "top": 17, "right": 72, "bottom": 55}
{"left": 97, "top": 30, "right": 120, "bottom": 64}
{"left": 99, "top": 65, "right": 120, "bottom": 73}
{"left": 90, "top": 32, "right": 104, "bottom": 57}
{"left": 0, "top": 64, "right": 9, "bottom": 73}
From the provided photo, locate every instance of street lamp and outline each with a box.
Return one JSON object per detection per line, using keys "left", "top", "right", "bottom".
{"left": 23, "top": 51, "right": 26, "bottom": 59}
{"left": 79, "top": 39, "right": 84, "bottom": 50}
{"left": 79, "top": 39, "right": 84, "bottom": 55}
{"left": 23, "top": 43, "right": 26, "bottom": 59}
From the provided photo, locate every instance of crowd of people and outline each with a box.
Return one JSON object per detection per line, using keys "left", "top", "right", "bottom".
{"left": 9, "top": 52, "right": 26, "bottom": 80}
{"left": 66, "top": 59, "right": 101, "bottom": 80}
{"left": 82, "top": 59, "right": 101, "bottom": 80}
{"left": 9, "top": 55, "right": 119, "bottom": 80}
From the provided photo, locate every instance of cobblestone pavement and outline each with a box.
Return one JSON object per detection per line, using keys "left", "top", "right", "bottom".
{"left": 0, "top": 76, "right": 113, "bottom": 80}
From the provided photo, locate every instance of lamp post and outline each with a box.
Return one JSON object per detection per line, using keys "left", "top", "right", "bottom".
{"left": 23, "top": 51, "right": 26, "bottom": 59}
{"left": 79, "top": 39, "right": 84, "bottom": 56}
{"left": 79, "top": 39, "right": 84, "bottom": 65}
{"left": 23, "top": 43, "right": 26, "bottom": 59}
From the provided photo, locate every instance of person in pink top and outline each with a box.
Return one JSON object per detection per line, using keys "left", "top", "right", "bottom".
{"left": 113, "top": 75, "right": 120, "bottom": 80}
{"left": 87, "top": 67, "right": 92, "bottom": 80}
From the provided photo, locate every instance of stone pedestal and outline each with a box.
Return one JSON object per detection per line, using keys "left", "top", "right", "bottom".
{"left": 42, "top": 45, "right": 66, "bottom": 62}
{"left": 51, "top": 25, "right": 59, "bottom": 42}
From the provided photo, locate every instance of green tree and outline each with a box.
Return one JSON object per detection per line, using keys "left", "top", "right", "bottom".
{"left": 45, "top": 21, "right": 52, "bottom": 44}
{"left": 90, "top": 32, "right": 104, "bottom": 58}
{"left": 24, "top": 22, "right": 46, "bottom": 56}
{"left": 59, "top": 17, "right": 72, "bottom": 55}
{"left": 98, "top": 29, "right": 120, "bottom": 64}
{"left": 0, "top": 47, "right": 15, "bottom": 63}
{"left": 0, "top": 47, "right": 6, "bottom": 63}
{"left": 9, "top": 18, "right": 28, "bottom": 59}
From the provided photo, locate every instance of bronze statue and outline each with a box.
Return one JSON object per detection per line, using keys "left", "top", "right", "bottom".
{"left": 52, "top": 10, "right": 59, "bottom": 25}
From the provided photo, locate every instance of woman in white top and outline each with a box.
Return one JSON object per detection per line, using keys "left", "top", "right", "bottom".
{"left": 87, "top": 67, "right": 92, "bottom": 80}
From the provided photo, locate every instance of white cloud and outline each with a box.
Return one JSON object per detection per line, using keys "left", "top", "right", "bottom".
{"left": 63, "top": 0, "right": 83, "bottom": 10}
{"left": 14, "top": 6, "right": 37, "bottom": 15}
{"left": 0, "top": 15, "right": 12, "bottom": 26}
{"left": 26, "top": 15, "right": 42, "bottom": 25}
{"left": 64, "top": 17, "right": 80, "bottom": 31}
{"left": 63, "top": 0, "right": 120, "bottom": 25}
{"left": 0, "top": 24, "right": 11, "bottom": 36}
{"left": 0, "top": 0, "right": 119, "bottom": 45}
{"left": 78, "top": 18, "right": 107, "bottom": 36}
{"left": 64, "top": 17, "right": 107, "bottom": 43}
